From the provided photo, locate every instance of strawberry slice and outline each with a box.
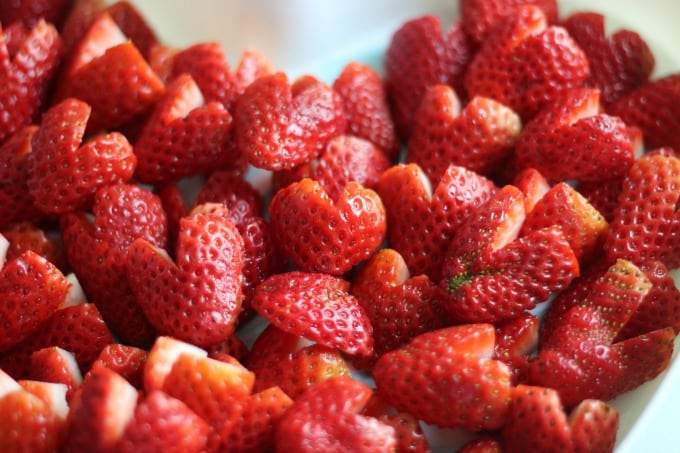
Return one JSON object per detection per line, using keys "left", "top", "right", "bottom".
{"left": 127, "top": 203, "right": 244, "bottom": 348}
{"left": 407, "top": 86, "right": 522, "bottom": 182}
{"left": 269, "top": 179, "right": 385, "bottom": 275}
{"left": 88, "top": 344, "right": 148, "bottom": 390}
{"left": 17, "top": 380, "right": 69, "bottom": 423}
{"left": 143, "top": 336, "right": 207, "bottom": 393}
{"left": 373, "top": 324, "right": 513, "bottom": 431}
{"left": 234, "top": 72, "right": 346, "bottom": 171}
{"left": 276, "top": 376, "right": 397, "bottom": 452}
{"left": 512, "top": 167, "right": 550, "bottom": 213}
{"left": 105, "top": 0, "right": 159, "bottom": 59}
{"left": 494, "top": 312, "right": 539, "bottom": 384}
{"left": 515, "top": 88, "right": 635, "bottom": 182}
{"left": 377, "top": 163, "right": 497, "bottom": 281}
{"left": 29, "top": 347, "right": 83, "bottom": 402}
{"left": 0, "top": 387, "right": 65, "bottom": 452}
{"left": 3, "top": 222, "right": 66, "bottom": 271}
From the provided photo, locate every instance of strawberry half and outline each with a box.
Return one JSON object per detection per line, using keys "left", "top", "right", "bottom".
{"left": 88, "top": 344, "right": 148, "bottom": 390}
{"left": 3, "top": 222, "right": 66, "bottom": 271}
{"left": 29, "top": 346, "right": 83, "bottom": 402}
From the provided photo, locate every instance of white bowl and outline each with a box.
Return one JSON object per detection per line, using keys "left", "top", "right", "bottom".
{"left": 123, "top": 1, "right": 680, "bottom": 451}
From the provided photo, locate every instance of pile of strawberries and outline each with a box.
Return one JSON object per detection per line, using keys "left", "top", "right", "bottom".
{"left": 0, "top": 0, "right": 679, "bottom": 451}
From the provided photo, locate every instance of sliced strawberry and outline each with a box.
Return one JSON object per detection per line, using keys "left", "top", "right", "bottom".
{"left": 269, "top": 179, "right": 385, "bottom": 275}
{"left": 105, "top": 0, "right": 159, "bottom": 59}
{"left": 511, "top": 167, "right": 550, "bottom": 213}
{"left": 207, "top": 335, "right": 250, "bottom": 365}
{"left": 276, "top": 376, "right": 397, "bottom": 452}
{"left": 0, "top": 0, "right": 72, "bottom": 27}
{"left": 252, "top": 271, "right": 373, "bottom": 356}
{"left": 494, "top": 312, "right": 539, "bottom": 384}
{"left": 59, "top": 0, "right": 107, "bottom": 55}
{"left": 407, "top": 86, "right": 522, "bottom": 182}
{"left": 246, "top": 324, "right": 351, "bottom": 399}
{"left": 234, "top": 72, "right": 346, "bottom": 170}
{"left": 332, "top": 61, "right": 400, "bottom": 159}
{"left": 143, "top": 336, "right": 207, "bottom": 393}
{"left": 502, "top": 385, "right": 618, "bottom": 453}
{"left": 196, "top": 171, "right": 264, "bottom": 221}
{"left": 88, "top": 344, "right": 148, "bottom": 390}
{"left": 116, "top": 390, "right": 209, "bottom": 453}
{"left": 457, "top": 436, "right": 503, "bottom": 453}
{"left": 3, "top": 222, "right": 66, "bottom": 271}
{"left": 576, "top": 177, "right": 624, "bottom": 222}
{"left": 0, "top": 20, "right": 62, "bottom": 144}
{"left": 465, "top": 5, "right": 589, "bottom": 121}
{"left": 385, "top": 16, "right": 472, "bottom": 137}
{"left": 29, "top": 346, "right": 83, "bottom": 402}
{"left": 373, "top": 324, "right": 513, "bottom": 431}
{"left": 17, "top": 379, "right": 69, "bottom": 422}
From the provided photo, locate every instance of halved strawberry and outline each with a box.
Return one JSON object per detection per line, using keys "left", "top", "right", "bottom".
{"left": 105, "top": 0, "right": 159, "bottom": 59}
{"left": 17, "top": 379, "right": 69, "bottom": 423}
{"left": 3, "top": 222, "right": 66, "bottom": 271}
{"left": 195, "top": 171, "right": 264, "bottom": 221}
{"left": 143, "top": 336, "right": 207, "bottom": 394}
{"left": 88, "top": 344, "right": 148, "bottom": 390}
{"left": 233, "top": 72, "right": 346, "bottom": 171}
{"left": 511, "top": 167, "right": 550, "bottom": 213}
{"left": 373, "top": 324, "right": 513, "bottom": 431}
{"left": 494, "top": 312, "right": 539, "bottom": 384}
{"left": 127, "top": 203, "right": 244, "bottom": 348}
{"left": 29, "top": 346, "right": 83, "bottom": 402}
{"left": 407, "top": 85, "right": 521, "bottom": 182}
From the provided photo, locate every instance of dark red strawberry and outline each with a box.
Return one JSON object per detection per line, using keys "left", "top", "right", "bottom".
{"left": 515, "top": 88, "right": 635, "bottom": 182}
{"left": 26, "top": 98, "right": 136, "bottom": 215}
{"left": 276, "top": 376, "right": 397, "bottom": 452}
{"left": 88, "top": 344, "right": 148, "bottom": 390}
{"left": 105, "top": 0, "right": 159, "bottom": 59}
{"left": 465, "top": 5, "right": 589, "bottom": 120}
{"left": 133, "top": 73, "right": 239, "bottom": 185}
{"left": 29, "top": 346, "right": 82, "bottom": 402}
{"left": 441, "top": 185, "right": 579, "bottom": 323}
{"left": 233, "top": 72, "right": 346, "bottom": 170}
{"left": 502, "top": 385, "right": 619, "bottom": 453}
{"left": 407, "top": 85, "right": 522, "bottom": 182}
{"left": 373, "top": 324, "right": 513, "bottom": 431}
{"left": 562, "top": 11, "right": 654, "bottom": 106}
{"left": 127, "top": 203, "right": 244, "bottom": 348}
{"left": 246, "top": 324, "right": 351, "bottom": 399}
{"left": 460, "top": 0, "right": 558, "bottom": 44}
{"left": 332, "top": 61, "right": 400, "bottom": 159}
{"left": 0, "top": 0, "right": 72, "bottom": 27}
{"left": 384, "top": 16, "right": 472, "bottom": 137}
{"left": 0, "top": 20, "right": 62, "bottom": 144}
{"left": 269, "top": 179, "right": 385, "bottom": 275}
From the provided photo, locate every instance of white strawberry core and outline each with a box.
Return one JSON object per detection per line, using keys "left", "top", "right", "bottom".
{"left": 0, "top": 369, "right": 20, "bottom": 399}
{"left": 103, "top": 375, "right": 138, "bottom": 448}
{"left": 490, "top": 197, "right": 526, "bottom": 252}
{"left": 61, "top": 273, "right": 87, "bottom": 308}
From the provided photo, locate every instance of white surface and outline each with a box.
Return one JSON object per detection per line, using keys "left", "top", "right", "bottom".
{"left": 122, "top": 1, "right": 680, "bottom": 451}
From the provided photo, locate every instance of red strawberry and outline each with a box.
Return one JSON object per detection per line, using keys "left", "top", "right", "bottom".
{"left": 0, "top": 250, "right": 70, "bottom": 353}
{"left": 377, "top": 163, "right": 497, "bottom": 280}
{"left": 494, "top": 312, "right": 539, "bottom": 384}
{"left": 246, "top": 324, "right": 351, "bottom": 399}
{"left": 576, "top": 177, "right": 624, "bottom": 222}
{"left": 269, "top": 179, "right": 385, "bottom": 275}
{"left": 515, "top": 88, "right": 635, "bottom": 182}
{"left": 273, "top": 134, "right": 390, "bottom": 200}
{"left": 207, "top": 335, "right": 250, "bottom": 364}
{"left": 608, "top": 74, "right": 680, "bottom": 150}
{"left": 116, "top": 390, "right": 209, "bottom": 453}
{"left": 3, "top": 222, "right": 66, "bottom": 271}
{"left": 460, "top": 0, "right": 558, "bottom": 44}
{"left": 385, "top": 16, "right": 472, "bottom": 137}
{"left": 143, "top": 336, "right": 207, "bottom": 393}
{"left": 457, "top": 436, "right": 502, "bottom": 453}
{"left": 465, "top": 5, "right": 589, "bottom": 120}
{"left": 127, "top": 203, "right": 244, "bottom": 348}
{"left": 349, "top": 248, "right": 447, "bottom": 367}
{"left": 59, "top": 0, "right": 106, "bottom": 55}
{"left": 27, "top": 98, "right": 136, "bottom": 215}
{"left": 0, "top": 20, "right": 62, "bottom": 144}
{"left": 332, "top": 61, "right": 400, "bottom": 159}
{"left": 88, "top": 344, "right": 148, "bottom": 390}
{"left": 196, "top": 171, "right": 264, "bottom": 221}
{"left": 604, "top": 153, "right": 680, "bottom": 269}
{"left": 133, "top": 73, "right": 238, "bottom": 185}
{"left": 441, "top": 185, "right": 579, "bottom": 323}
{"left": 407, "top": 85, "right": 522, "bottom": 181}
{"left": 234, "top": 72, "right": 346, "bottom": 171}
{"left": 0, "top": 0, "right": 72, "bottom": 27}
{"left": 502, "top": 385, "right": 618, "bottom": 453}
{"left": 17, "top": 379, "right": 69, "bottom": 423}
{"left": 29, "top": 347, "right": 83, "bottom": 402}
{"left": 276, "top": 376, "right": 397, "bottom": 452}
{"left": 373, "top": 324, "right": 513, "bottom": 431}
{"left": 251, "top": 271, "right": 374, "bottom": 356}
{"left": 562, "top": 11, "right": 654, "bottom": 106}
{"left": 105, "top": 0, "right": 159, "bottom": 59}
{"left": 511, "top": 167, "right": 550, "bottom": 213}
{"left": 231, "top": 47, "right": 278, "bottom": 94}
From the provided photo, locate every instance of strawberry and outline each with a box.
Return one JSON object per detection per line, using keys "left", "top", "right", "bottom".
{"left": 608, "top": 74, "right": 680, "bottom": 150}
{"left": 349, "top": 248, "right": 447, "bottom": 367}
{"left": 562, "top": 11, "right": 655, "bottom": 106}
{"left": 195, "top": 171, "right": 264, "bottom": 221}
{"left": 511, "top": 167, "right": 550, "bottom": 213}
{"left": 127, "top": 203, "right": 244, "bottom": 348}
{"left": 143, "top": 336, "right": 207, "bottom": 393}
{"left": 384, "top": 16, "right": 472, "bottom": 137}
{"left": 233, "top": 72, "right": 346, "bottom": 170}
{"left": 207, "top": 335, "right": 250, "bottom": 364}
{"left": 0, "top": 19, "right": 62, "bottom": 144}
{"left": 520, "top": 182, "right": 608, "bottom": 264}
{"left": 441, "top": 185, "right": 579, "bottom": 323}
{"left": 3, "top": 222, "right": 66, "bottom": 271}
{"left": 59, "top": 0, "right": 106, "bottom": 55}
{"left": 502, "top": 385, "right": 618, "bottom": 453}
{"left": 246, "top": 324, "right": 351, "bottom": 399}
{"left": 116, "top": 390, "right": 209, "bottom": 453}
{"left": 269, "top": 179, "right": 385, "bottom": 275}
{"left": 64, "top": 366, "right": 138, "bottom": 452}
{"left": 332, "top": 61, "right": 400, "bottom": 159}
{"left": 29, "top": 346, "right": 83, "bottom": 402}
{"left": 26, "top": 98, "right": 137, "bottom": 215}
{"left": 377, "top": 163, "right": 497, "bottom": 281}
{"left": 251, "top": 271, "right": 374, "bottom": 356}
{"left": 0, "top": 250, "right": 70, "bottom": 353}
{"left": 514, "top": 88, "right": 635, "bottom": 182}
{"left": 360, "top": 395, "right": 431, "bottom": 453}
{"left": 105, "top": 1, "right": 159, "bottom": 59}
{"left": 133, "top": 73, "right": 238, "bottom": 185}
{"left": 373, "top": 324, "right": 513, "bottom": 431}
{"left": 460, "top": 0, "right": 558, "bottom": 44}
{"left": 17, "top": 379, "right": 69, "bottom": 423}
{"left": 457, "top": 436, "right": 503, "bottom": 453}
{"left": 275, "top": 376, "right": 397, "bottom": 452}
{"left": 465, "top": 5, "right": 589, "bottom": 121}
{"left": 576, "top": 177, "right": 624, "bottom": 222}
{"left": 406, "top": 85, "right": 522, "bottom": 182}
{"left": 88, "top": 344, "right": 148, "bottom": 390}
{"left": 272, "top": 134, "right": 390, "bottom": 200}
{"left": 494, "top": 312, "right": 539, "bottom": 384}
{"left": 231, "top": 47, "right": 278, "bottom": 95}
{"left": 0, "top": 0, "right": 72, "bottom": 27}
{"left": 604, "top": 153, "right": 680, "bottom": 269}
